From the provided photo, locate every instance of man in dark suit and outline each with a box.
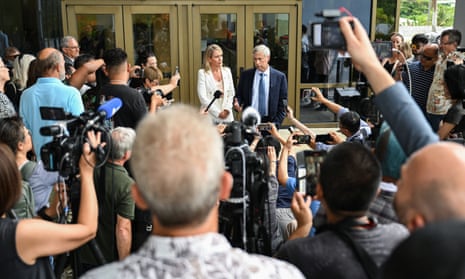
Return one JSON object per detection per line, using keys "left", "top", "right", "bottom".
{"left": 234, "top": 44, "right": 288, "bottom": 127}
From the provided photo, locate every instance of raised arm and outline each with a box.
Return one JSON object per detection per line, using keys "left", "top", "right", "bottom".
{"left": 16, "top": 131, "right": 100, "bottom": 264}
{"left": 310, "top": 87, "right": 343, "bottom": 115}
{"left": 278, "top": 135, "right": 293, "bottom": 186}
{"left": 68, "top": 59, "right": 105, "bottom": 90}
{"left": 340, "top": 17, "right": 438, "bottom": 155}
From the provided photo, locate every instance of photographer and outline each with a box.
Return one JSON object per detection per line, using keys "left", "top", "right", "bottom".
{"left": 276, "top": 143, "right": 408, "bottom": 279}
{"left": 308, "top": 87, "right": 371, "bottom": 150}
{"left": 136, "top": 66, "right": 175, "bottom": 111}
{"left": 0, "top": 130, "right": 100, "bottom": 278}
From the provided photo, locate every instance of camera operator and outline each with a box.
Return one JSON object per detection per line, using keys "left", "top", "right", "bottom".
{"left": 81, "top": 104, "right": 304, "bottom": 278}
{"left": 0, "top": 130, "right": 100, "bottom": 279}
{"left": 308, "top": 87, "right": 371, "bottom": 150}
{"left": 276, "top": 143, "right": 408, "bottom": 278}
{"left": 78, "top": 127, "right": 136, "bottom": 274}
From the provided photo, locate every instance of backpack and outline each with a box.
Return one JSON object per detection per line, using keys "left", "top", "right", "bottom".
{"left": 11, "top": 161, "right": 38, "bottom": 219}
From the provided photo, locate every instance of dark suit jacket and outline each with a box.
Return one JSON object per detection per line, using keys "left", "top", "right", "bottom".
{"left": 236, "top": 67, "right": 288, "bottom": 126}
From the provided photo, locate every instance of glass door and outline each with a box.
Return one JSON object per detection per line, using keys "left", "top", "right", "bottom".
{"left": 66, "top": 6, "right": 124, "bottom": 57}
{"left": 192, "top": 6, "right": 245, "bottom": 106}
{"left": 123, "top": 6, "right": 178, "bottom": 73}
{"left": 246, "top": 6, "right": 298, "bottom": 122}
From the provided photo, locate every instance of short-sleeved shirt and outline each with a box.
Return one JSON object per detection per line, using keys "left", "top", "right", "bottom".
{"left": 79, "top": 162, "right": 135, "bottom": 264}
{"left": 443, "top": 101, "right": 465, "bottom": 134}
{"left": 81, "top": 233, "right": 305, "bottom": 279}
{"left": 101, "top": 84, "right": 147, "bottom": 129}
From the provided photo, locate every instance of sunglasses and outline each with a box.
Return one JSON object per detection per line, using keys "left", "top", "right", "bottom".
{"left": 420, "top": 54, "right": 435, "bottom": 61}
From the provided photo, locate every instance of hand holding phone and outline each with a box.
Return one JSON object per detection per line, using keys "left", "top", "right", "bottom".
{"left": 293, "top": 134, "right": 311, "bottom": 144}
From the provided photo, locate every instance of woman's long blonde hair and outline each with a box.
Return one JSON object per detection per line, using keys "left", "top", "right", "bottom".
{"left": 203, "top": 44, "right": 222, "bottom": 72}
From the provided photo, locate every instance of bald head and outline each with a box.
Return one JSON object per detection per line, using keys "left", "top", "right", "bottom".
{"left": 37, "top": 48, "right": 65, "bottom": 80}
{"left": 396, "top": 142, "right": 465, "bottom": 230}
{"left": 420, "top": 44, "right": 439, "bottom": 69}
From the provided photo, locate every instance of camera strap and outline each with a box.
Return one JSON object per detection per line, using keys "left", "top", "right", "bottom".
{"left": 318, "top": 217, "right": 379, "bottom": 279}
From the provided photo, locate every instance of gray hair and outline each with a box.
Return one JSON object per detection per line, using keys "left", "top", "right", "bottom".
{"left": 37, "top": 49, "right": 63, "bottom": 76}
{"left": 61, "top": 36, "right": 77, "bottom": 49}
{"left": 110, "top": 127, "right": 136, "bottom": 160}
{"left": 253, "top": 44, "right": 271, "bottom": 57}
{"left": 12, "top": 54, "right": 36, "bottom": 90}
{"left": 131, "top": 104, "right": 224, "bottom": 227}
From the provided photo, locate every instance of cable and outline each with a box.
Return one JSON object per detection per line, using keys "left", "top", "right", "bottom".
{"left": 393, "top": 48, "right": 412, "bottom": 96}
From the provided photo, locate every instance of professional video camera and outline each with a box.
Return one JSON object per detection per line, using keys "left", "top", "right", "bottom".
{"left": 220, "top": 107, "right": 275, "bottom": 255}
{"left": 40, "top": 98, "right": 122, "bottom": 177}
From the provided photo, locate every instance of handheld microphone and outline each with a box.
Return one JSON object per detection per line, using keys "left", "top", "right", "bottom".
{"left": 97, "top": 97, "right": 122, "bottom": 119}
{"left": 204, "top": 90, "right": 223, "bottom": 112}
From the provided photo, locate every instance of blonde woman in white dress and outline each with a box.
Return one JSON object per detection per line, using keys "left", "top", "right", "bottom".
{"left": 197, "top": 44, "right": 235, "bottom": 123}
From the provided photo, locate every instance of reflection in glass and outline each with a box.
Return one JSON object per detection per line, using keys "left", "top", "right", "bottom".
{"left": 76, "top": 14, "right": 116, "bottom": 58}
{"left": 200, "top": 14, "right": 237, "bottom": 81}
{"left": 132, "top": 14, "right": 172, "bottom": 75}
{"left": 375, "top": 0, "right": 397, "bottom": 40}
{"left": 253, "top": 13, "right": 289, "bottom": 76}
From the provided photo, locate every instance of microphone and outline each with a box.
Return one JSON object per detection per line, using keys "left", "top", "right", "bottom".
{"left": 242, "top": 106, "right": 261, "bottom": 127}
{"left": 97, "top": 97, "right": 122, "bottom": 119}
{"left": 86, "top": 98, "right": 123, "bottom": 128}
{"left": 204, "top": 90, "right": 223, "bottom": 112}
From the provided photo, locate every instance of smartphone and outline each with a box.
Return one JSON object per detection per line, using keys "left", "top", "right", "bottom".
{"left": 292, "top": 134, "right": 311, "bottom": 144}
{"left": 174, "top": 66, "right": 180, "bottom": 86}
{"left": 315, "top": 134, "right": 332, "bottom": 143}
{"left": 303, "top": 89, "right": 316, "bottom": 98}
{"left": 257, "top": 123, "right": 271, "bottom": 131}
{"left": 312, "top": 20, "right": 347, "bottom": 50}
{"left": 297, "top": 150, "right": 327, "bottom": 196}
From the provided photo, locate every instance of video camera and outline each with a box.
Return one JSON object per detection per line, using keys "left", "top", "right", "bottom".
{"left": 311, "top": 9, "right": 351, "bottom": 50}
{"left": 39, "top": 98, "right": 122, "bottom": 177}
{"left": 220, "top": 107, "right": 274, "bottom": 255}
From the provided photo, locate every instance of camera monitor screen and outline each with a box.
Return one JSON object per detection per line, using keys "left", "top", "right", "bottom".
{"left": 312, "top": 21, "right": 346, "bottom": 49}
{"left": 372, "top": 41, "right": 393, "bottom": 60}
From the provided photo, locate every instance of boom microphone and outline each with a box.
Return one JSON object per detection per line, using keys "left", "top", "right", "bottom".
{"left": 204, "top": 90, "right": 223, "bottom": 112}
{"left": 242, "top": 106, "right": 261, "bottom": 127}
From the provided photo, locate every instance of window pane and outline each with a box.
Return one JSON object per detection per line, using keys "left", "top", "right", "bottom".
{"left": 77, "top": 14, "right": 115, "bottom": 57}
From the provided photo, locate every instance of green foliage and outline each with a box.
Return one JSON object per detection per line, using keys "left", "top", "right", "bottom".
{"left": 400, "top": 0, "right": 455, "bottom": 26}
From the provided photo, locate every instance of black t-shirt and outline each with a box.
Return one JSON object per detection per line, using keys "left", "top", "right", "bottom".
{"left": 444, "top": 101, "right": 465, "bottom": 134}
{"left": 0, "top": 218, "right": 55, "bottom": 279}
{"left": 101, "top": 84, "right": 148, "bottom": 129}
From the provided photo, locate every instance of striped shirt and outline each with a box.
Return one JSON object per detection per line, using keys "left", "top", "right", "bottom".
{"left": 402, "top": 61, "right": 435, "bottom": 115}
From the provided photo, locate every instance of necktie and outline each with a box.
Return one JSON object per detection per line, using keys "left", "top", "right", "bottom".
{"left": 258, "top": 73, "right": 266, "bottom": 116}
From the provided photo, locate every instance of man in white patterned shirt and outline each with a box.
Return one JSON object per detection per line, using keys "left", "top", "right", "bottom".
{"left": 82, "top": 104, "right": 304, "bottom": 279}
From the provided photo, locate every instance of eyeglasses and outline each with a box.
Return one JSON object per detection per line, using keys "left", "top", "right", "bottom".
{"left": 420, "top": 54, "right": 435, "bottom": 61}
{"left": 439, "top": 40, "right": 455, "bottom": 46}
{"left": 66, "top": 46, "right": 80, "bottom": 49}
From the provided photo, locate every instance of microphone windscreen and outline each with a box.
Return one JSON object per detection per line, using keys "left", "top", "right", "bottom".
{"left": 214, "top": 90, "right": 223, "bottom": 98}
{"left": 242, "top": 106, "right": 261, "bottom": 126}
{"left": 97, "top": 98, "right": 122, "bottom": 119}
